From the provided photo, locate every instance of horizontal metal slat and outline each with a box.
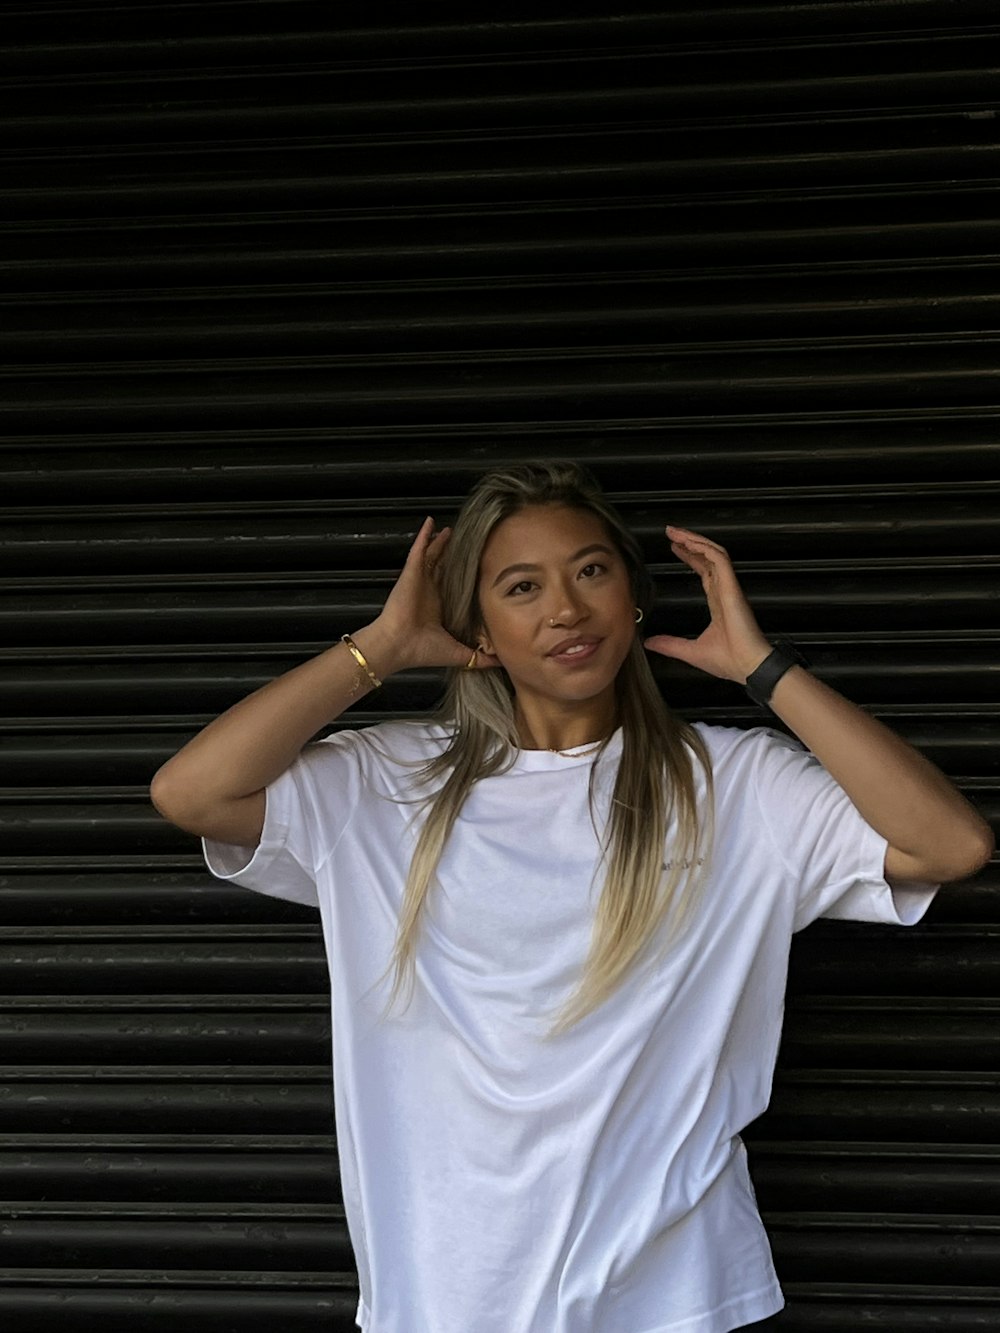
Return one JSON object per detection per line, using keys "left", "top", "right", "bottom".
{"left": 8, "top": 192, "right": 1000, "bottom": 293}
{"left": 760, "top": 1070, "right": 1000, "bottom": 1142}
{"left": 5, "top": 26, "right": 1000, "bottom": 113}
{"left": 4, "top": 88, "right": 999, "bottom": 167}
{"left": 0, "top": 1144, "right": 337, "bottom": 1202}
{"left": 11, "top": 63, "right": 998, "bottom": 162}
{"left": 772, "top": 1284, "right": 1000, "bottom": 1332}
{"left": 7, "top": 264, "right": 1000, "bottom": 362}
{"left": 3, "top": 424, "right": 1000, "bottom": 501}
{"left": 5, "top": 65, "right": 1000, "bottom": 154}
{"left": 2, "top": 637, "right": 997, "bottom": 714}
{"left": 4, "top": 562, "right": 1000, "bottom": 645}
{"left": 4, "top": 708, "right": 999, "bottom": 786}
{"left": 0, "top": 864, "right": 992, "bottom": 928}
{"left": 780, "top": 997, "right": 1000, "bottom": 1068}
{"left": 0, "top": 5, "right": 698, "bottom": 65}
{"left": 0, "top": 1273, "right": 357, "bottom": 1333}
{"left": 0, "top": 993, "right": 993, "bottom": 1069}
{"left": 768, "top": 1213, "right": 1000, "bottom": 1286}
{"left": 0, "top": 868, "right": 312, "bottom": 926}
{"left": 0, "top": 1077, "right": 332, "bottom": 1133}
{"left": 0, "top": 1002, "right": 330, "bottom": 1063}
{"left": 0, "top": 799, "right": 204, "bottom": 857}
{"left": 0, "top": 1203, "right": 347, "bottom": 1270}
{"left": 1, "top": 778, "right": 997, "bottom": 858}
{"left": 5, "top": 128, "right": 1000, "bottom": 225}
{"left": 0, "top": 931, "right": 327, "bottom": 995}
{"left": 4, "top": 0, "right": 999, "bottom": 61}
{"left": 8, "top": 341, "right": 1000, "bottom": 432}
{"left": 3, "top": 488, "right": 1000, "bottom": 573}
{"left": 0, "top": 858, "right": 994, "bottom": 926}
{"left": 751, "top": 1142, "right": 1000, "bottom": 1214}
{"left": 789, "top": 921, "right": 1000, "bottom": 996}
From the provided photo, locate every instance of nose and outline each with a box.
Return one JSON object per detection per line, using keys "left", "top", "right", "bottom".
{"left": 546, "top": 581, "right": 588, "bottom": 628}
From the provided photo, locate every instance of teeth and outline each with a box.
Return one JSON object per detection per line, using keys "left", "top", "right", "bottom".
{"left": 564, "top": 644, "right": 588, "bottom": 655}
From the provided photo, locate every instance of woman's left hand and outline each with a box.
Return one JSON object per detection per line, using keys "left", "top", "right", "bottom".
{"left": 643, "top": 526, "right": 772, "bottom": 683}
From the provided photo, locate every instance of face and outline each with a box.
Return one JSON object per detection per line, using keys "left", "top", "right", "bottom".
{"left": 476, "top": 504, "right": 637, "bottom": 719}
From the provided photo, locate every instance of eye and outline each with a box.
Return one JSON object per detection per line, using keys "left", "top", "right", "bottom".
{"left": 579, "top": 562, "right": 606, "bottom": 579}
{"left": 506, "top": 579, "right": 536, "bottom": 596}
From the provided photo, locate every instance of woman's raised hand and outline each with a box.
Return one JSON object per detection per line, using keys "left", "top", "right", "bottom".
{"left": 643, "top": 526, "right": 772, "bottom": 683}
{"left": 370, "top": 517, "right": 500, "bottom": 673}
{"left": 151, "top": 517, "right": 498, "bottom": 844}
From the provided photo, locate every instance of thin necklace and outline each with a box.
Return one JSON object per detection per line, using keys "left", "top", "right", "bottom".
{"left": 546, "top": 740, "right": 605, "bottom": 758}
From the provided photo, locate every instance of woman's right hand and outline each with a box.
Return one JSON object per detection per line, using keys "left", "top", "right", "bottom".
{"left": 151, "top": 517, "right": 499, "bottom": 844}
{"left": 362, "top": 517, "right": 501, "bottom": 675}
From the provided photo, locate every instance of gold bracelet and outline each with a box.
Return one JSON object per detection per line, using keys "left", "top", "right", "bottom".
{"left": 341, "top": 633, "right": 383, "bottom": 689}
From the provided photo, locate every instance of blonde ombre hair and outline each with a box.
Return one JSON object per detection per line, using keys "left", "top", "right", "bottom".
{"left": 389, "top": 461, "right": 712, "bottom": 1031}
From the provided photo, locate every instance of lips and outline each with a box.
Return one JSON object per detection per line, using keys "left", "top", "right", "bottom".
{"left": 547, "top": 636, "right": 602, "bottom": 662}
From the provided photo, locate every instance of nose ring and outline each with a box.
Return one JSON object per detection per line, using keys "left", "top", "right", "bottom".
{"left": 548, "top": 618, "right": 557, "bottom": 627}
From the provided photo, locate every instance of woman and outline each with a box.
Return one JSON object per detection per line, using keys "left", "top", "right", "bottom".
{"left": 151, "top": 461, "right": 992, "bottom": 1333}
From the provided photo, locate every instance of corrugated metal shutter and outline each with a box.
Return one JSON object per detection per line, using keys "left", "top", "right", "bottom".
{"left": 1, "top": 2, "right": 997, "bottom": 1327}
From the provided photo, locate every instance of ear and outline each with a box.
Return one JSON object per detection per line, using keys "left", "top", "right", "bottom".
{"left": 473, "top": 615, "right": 494, "bottom": 657}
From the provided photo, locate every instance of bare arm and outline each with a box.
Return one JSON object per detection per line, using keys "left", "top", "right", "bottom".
{"left": 645, "top": 526, "right": 994, "bottom": 885}
{"left": 150, "top": 518, "right": 499, "bottom": 847}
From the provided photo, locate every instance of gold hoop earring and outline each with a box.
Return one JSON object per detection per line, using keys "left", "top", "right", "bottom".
{"left": 634, "top": 607, "right": 644, "bottom": 624}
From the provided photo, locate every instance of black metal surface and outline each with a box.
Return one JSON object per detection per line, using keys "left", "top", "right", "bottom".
{"left": 2, "top": 1, "right": 998, "bottom": 1327}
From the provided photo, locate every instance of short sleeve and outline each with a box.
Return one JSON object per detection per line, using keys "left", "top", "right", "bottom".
{"left": 748, "top": 728, "right": 939, "bottom": 933}
{"left": 202, "top": 731, "right": 367, "bottom": 907}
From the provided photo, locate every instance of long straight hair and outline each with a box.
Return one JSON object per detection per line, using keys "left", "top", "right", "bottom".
{"left": 388, "top": 461, "right": 712, "bottom": 1031}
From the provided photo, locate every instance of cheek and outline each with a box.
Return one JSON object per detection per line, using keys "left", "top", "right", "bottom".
{"left": 479, "top": 602, "right": 518, "bottom": 653}
{"left": 491, "top": 608, "right": 533, "bottom": 649}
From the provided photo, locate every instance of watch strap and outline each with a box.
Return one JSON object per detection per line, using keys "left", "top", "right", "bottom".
{"left": 744, "top": 639, "right": 809, "bottom": 708}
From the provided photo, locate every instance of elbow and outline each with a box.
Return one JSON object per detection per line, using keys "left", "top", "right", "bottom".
{"left": 150, "top": 762, "right": 197, "bottom": 834}
{"left": 149, "top": 764, "right": 178, "bottom": 823}
{"left": 966, "top": 819, "right": 995, "bottom": 876}
{"left": 891, "top": 815, "right": 995, "bottom": 886}
{"left": 944, "top": 817, "right": 995, "bottom": 883}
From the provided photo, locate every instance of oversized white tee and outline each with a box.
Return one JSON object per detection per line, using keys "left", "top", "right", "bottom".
{"left": 204, "top": 721, "right": 936, "bottom": 1333}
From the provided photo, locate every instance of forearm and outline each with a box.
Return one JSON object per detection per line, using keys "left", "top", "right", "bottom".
{"left": 766, "top": 664, "right": 994, "bottom": 882}
{"left": 150, "top": 620, "right": 405, "bottom": 832}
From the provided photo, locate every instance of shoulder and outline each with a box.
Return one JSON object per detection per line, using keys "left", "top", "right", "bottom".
{"left": 310, "top": 719, "right": 454, "bottom": 771}
{"left": 691, "top": 721, "right": 811, "bottom": 793}
{"left": 284, "top": 720, "right": 454, "bottom": 812}
{"left": 691, "top": 721, "right": 799, "bottom": 764}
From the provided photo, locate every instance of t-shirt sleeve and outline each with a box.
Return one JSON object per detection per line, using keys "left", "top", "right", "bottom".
{"left": 748, "top": 728, "right": 939, "bottom": 932}
{"left": 201, "top": 731, "right": 367, "bottom": 907}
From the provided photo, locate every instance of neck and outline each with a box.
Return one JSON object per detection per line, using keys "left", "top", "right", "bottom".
{"left": 514, "top": 692, "right": 617, "bottom": 752}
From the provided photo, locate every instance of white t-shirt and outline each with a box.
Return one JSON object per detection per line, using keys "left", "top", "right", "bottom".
{"left": 204, "top": 721, "right": 936, "bottom": 1333}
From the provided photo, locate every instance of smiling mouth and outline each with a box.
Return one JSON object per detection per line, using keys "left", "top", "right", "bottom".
{"left": 548, "top": 638, "right": 601, "bottom": 662}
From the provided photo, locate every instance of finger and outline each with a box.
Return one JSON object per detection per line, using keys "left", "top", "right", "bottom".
{"left": 669, "top": 539, "right": 714, "bottom": 579}
{"left": 404, "top": 516, "right": 437, "bottom": 567}
{"left": 669, "top": 536, "right": 737, "bottom": 596}
{"left": 425, "top": 526, "right": 452, "bottom": 563}
{"left": 643, "top": 633, "right": 699, "bottom": 665}
{"left": 666, "top": 525, "right": 729, "bottom": 557}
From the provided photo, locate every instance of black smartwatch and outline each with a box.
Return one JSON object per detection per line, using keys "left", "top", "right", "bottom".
{"left": 744, "top": 639, "right": 810, "bottom": 709}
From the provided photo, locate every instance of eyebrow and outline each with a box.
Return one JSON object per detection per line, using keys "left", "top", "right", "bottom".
{"left": 490, "top": 543, "right": 616, "bottom": 588}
